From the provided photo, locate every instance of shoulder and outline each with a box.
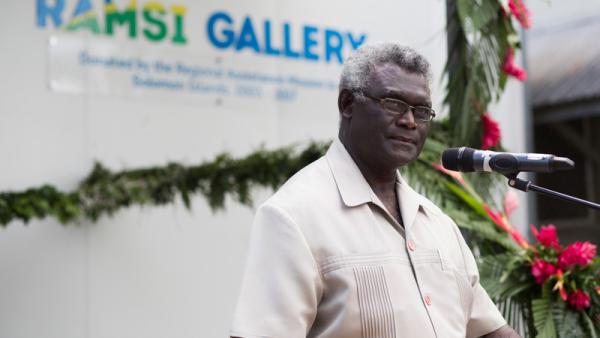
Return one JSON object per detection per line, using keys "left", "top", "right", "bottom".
{"left": 263, "top": 156, "right": 340, "bottom": 212}
{"left": 253, "top": 156, "right": 342, "bottom": 232}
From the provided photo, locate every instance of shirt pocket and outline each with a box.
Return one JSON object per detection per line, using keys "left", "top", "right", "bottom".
{"left": 410, "top": 249, "right": 474, "bottom": 335}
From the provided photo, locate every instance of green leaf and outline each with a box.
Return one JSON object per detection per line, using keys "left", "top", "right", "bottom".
{"left": 445, "top": 181, "right": 488, "bottom": 218}
{"left": 580, "top": 311, "right": 598, "bottom": 338}
{"left": 532, "top": 293, "right": 557, "bottom": 338}
{"left": 456, "top": 0, "right": 500, "bottom": 33}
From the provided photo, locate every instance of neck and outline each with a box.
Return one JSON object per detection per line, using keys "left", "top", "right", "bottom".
{"left": 339, "top": 136, "right": 397, "bottom": 193}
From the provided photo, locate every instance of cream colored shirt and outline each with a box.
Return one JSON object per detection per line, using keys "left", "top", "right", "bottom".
{"left": 230, "top": 139, "right": 505, "bottom": 338}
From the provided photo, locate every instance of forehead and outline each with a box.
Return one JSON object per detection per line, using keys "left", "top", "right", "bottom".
{"left": 366, "top": 63, "right": 431, "bottom": 102}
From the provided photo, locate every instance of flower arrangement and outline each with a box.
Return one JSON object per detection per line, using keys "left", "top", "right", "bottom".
{"left": 528, "top": 225, "right": 598, "bottom": 311}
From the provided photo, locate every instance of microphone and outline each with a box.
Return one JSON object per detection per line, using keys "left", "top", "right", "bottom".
{"left": 442, "top": 147, "right": 575, "bottom": 174}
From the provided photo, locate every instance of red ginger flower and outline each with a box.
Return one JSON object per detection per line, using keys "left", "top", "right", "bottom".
{"left": 508, "top": 0, "right": 532, "bottom": 29}
{"left": 483, "top": 204, "right": 511, "bottom": 232}
{"left": 483, "top": 204, "right": 529, "bottom": 249}
{"left": 481, "top": 113, "right": 501, "bottom": 150}
{"left": 558, "top": 241, "right": 597, "bottom": 269}
{"left": 510, "top": 229, "right": 529, "bottom": 250}
{"left": 502, "top": 48, "right": 528, "bottom": 81}
{"left": 554, "top": 270, "right": 568, "bottom": 301}
{"left": 531, "top": 259, "right": 557, "bottom": 284}
{"left": 530, "top": 224, "right": 560, "bottom": 250}
{"left": 431, "top": 162, "right": 466, "bottom": 186}
{"left": 567, "top": 289, "right": 591, "bottom": 310}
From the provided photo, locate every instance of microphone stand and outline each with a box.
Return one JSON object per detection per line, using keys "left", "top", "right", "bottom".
{"left": 504, "top": 173, "right": 600, "bottom": 210}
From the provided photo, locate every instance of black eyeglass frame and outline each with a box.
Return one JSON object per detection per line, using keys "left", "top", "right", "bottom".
{"left": 361, "top": 93, "right": 436, "bottom": 123}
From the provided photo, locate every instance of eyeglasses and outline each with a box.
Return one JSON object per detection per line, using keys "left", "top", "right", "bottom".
{"left": 362, "top": 94, "right": 436, "bottom": 123}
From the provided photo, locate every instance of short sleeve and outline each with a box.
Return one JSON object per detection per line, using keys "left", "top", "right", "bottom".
{"left": 230, "top": 203, "right": 322, "bottom": 338}
{"left": 449, "top": 218, "right": 506, "bottom": 338}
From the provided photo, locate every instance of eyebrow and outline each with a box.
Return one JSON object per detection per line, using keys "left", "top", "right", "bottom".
{"left": 383, "top": 91, "right": 432, "bottom": 107}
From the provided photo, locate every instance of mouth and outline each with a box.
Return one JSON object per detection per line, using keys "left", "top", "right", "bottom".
{"left": 388, "top": 135, "right": 416, "bottom": 145}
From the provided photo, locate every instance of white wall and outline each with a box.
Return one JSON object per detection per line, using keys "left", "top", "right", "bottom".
{"left": 0, "top": 1, "right": 525, "bottom": 337}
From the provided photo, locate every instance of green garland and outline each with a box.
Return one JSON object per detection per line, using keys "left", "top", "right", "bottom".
{"left": 0, "top": 120, "right": 515, "bottom": 272}
{"left": 0, "top": 142, "right": 328, "bottom": 226}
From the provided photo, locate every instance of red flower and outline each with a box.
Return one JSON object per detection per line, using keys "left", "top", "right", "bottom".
{"left": 558, "top": 241, "right": 597, "bottom": 269}
{"left": 502, "top": 48, "right": 528, "bottom": 81}
{"left": 510, "top": 229, "right": 529, "bottom": 250}
{"left": 431, "top": 162, "right": 466, "bottom": 186}
{"left": 508, "top": 0, "right": 532, "bottom": 29}
{"left": 567, "top": 289, "right": 591, "bottom": 310}
{"left": 531, "top": 259, "right": 557, "bottom": 284}
{"left": 553, "top": 269, "right": 568, "bottom": 301}
{"left": 531, "top": 224, "right": 560, "bottom": 250}
{"left": 559, "top": 285, "right": 568, "bottom": 301}
{"left": 483, "top": 204, "right": 510, "bottom": 232}
{"left": 483, "top": 205, "right": 529, "bottom": 249}
{"left": 481, "top": 113, "right": 501, "bottom": 150}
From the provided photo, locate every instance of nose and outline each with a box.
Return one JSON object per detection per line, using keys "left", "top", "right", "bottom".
{"left": 395, "top": 108, "right": 417, "bottom": 129}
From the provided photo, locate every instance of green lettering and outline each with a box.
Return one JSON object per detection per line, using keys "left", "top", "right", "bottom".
{"left": 143, "top": 2, "right": 167, "bottom": 42}
{"left": 65, "top": 14, "right": 100, "bottom": 33}
{"left": 105, "top": 1, "right": 137, "bottom": 38}
{"left": 171, "top": 5, "right": 187, "bottom": 45}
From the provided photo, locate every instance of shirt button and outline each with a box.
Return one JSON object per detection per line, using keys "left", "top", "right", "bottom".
{"left": 407, "top": 239, "right": 416, "bottom": 251}
{"left": 424, "top": 295, "right": 432, "bottom": 306}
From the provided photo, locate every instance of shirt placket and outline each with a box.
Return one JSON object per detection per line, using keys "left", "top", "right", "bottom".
{"left": 368, "top": 193, "right": 439, "bottom": 338}
{"left": 405, "top": 229, "right": 439, "bottom": 338}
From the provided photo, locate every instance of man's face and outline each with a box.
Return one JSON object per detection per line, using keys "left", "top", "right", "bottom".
{"left": 346, "top": 62, "right": 432, "bottom": 170}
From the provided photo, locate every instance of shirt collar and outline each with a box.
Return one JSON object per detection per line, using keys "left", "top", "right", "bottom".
{"left": 396, "top": 173, "right": 427, "bottom": 232}
{"left": 326, "top": 138, "right": 374, "bottom": 207}
{"left": 325, "top": 138, "right": 427, "bottom": 229}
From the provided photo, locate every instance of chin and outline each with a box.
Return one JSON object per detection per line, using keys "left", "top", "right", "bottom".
{"left": 386, "top": 147, "right": 419, "bottom": 167}
{"left": 384, "top": 152, "right": 416, "bottom": 168}
{"left": 394, "top": 158, "right": 416, "bottom": 168}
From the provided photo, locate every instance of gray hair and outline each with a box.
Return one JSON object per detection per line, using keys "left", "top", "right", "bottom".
{"left": 339, "top": 42, "right": 431, "bottom": 93}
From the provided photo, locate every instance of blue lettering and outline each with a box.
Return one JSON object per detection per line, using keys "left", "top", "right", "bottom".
{"left": 235, "top": 17, "right": 260, "bottom": 52}
{"left": 65, "top": 0, "right": 100, "bottom": 33}
{"left": 37, "top": 0, "right": 65, "bottom": 27}
{"left": 347, "top": 32, "right": 367, "bottom": 50}
{"left": 203, "top": 11, "right": 366, "bottom": 64}
{"left": 303, "top": 25, "right": 319, "bottom": 61}
{"left": 72, "top": 0, "right": 93, "bottom": 17}
{"left": 263, "top": 20, "right": 281, "bottom": 56}
{"left": 325, "top": 29, "right": 343, "bottom": 63}
{"left": 206, "top": 12, "right": 234, "bottom": 49}
{"left": 283, "top": 23, "right": 301, "bottom": 59}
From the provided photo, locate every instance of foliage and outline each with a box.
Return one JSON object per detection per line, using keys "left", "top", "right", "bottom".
{"left": 0, "top": 142, "right": 328, "bottom": 226}
{"left": 445, "top": 0, "right": 515, "bottom": 147}
{"left": 437, "top": 162, "right": 600, "bottom": 337}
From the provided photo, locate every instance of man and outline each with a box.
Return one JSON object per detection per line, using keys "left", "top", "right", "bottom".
{"left": 230, "top": 42, "right": 520, "bottom": 338}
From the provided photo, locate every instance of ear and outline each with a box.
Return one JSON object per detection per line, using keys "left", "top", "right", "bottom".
{"left": 338, "top": 89, "right": 355, "bottom": 119}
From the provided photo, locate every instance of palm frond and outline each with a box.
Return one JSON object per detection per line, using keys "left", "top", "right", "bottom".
{"left": 580, "top": 311, "right": 599, "bottom": 338}
{"left": 532, "top": 285, "right": 558, "bottom": 338}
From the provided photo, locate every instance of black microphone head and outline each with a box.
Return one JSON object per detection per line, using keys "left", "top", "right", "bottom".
{"left": 442, "top": 147, "right": 476, "bottom": 172}
{"left": 442, "top": 148, "right": 461, "bottom": 171}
